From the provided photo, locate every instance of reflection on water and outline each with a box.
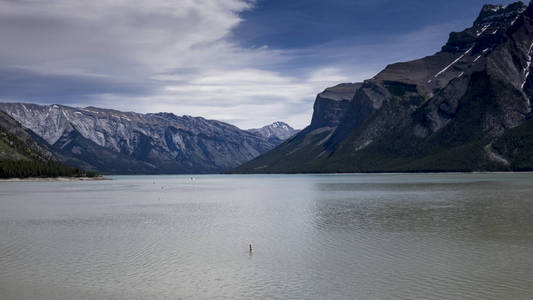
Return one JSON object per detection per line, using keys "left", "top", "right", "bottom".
{"left": 1, "top": 173, "right": 533, "bottom": 299}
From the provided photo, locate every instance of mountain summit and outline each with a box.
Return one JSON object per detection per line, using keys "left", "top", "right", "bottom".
{"left": 248, "top": 122, "right": 300, "bottom": 145}
{"left": 234, "top": 1, "right": 533, "bottom": 173}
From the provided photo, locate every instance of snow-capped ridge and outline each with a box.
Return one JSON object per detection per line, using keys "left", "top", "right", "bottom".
{"left": 248, "top": 121, "right": 300, "bottom": 141}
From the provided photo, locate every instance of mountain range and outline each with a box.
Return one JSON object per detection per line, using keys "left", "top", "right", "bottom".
{"left": 234, "top": 2, "right": 533, "bottom": 173}
{"left": 0, "top": 103, "right": 298, "bottom": 174}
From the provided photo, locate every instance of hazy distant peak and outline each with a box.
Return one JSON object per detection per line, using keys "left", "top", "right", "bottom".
{"left": 248, "top": 121, "right": 300, "bottom": 141}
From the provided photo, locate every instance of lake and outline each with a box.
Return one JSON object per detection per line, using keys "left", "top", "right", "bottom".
{"left": 1, "top": 173, "right": 533, "bottom": 299}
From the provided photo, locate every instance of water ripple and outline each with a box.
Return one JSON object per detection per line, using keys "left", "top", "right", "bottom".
{"left": 1, "top": 173, "right": 533, "bottom": 299}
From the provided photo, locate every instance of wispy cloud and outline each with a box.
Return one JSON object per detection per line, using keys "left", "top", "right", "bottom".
{"left": 0, "top": 0, "right": 509, "bottom": 129}
{"left": 0, "top": 0, "right": 337, "bottom": 128}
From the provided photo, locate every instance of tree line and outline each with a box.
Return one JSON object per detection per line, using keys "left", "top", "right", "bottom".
{"left": 0, "top": 160, "right": 98, "bottom": 178}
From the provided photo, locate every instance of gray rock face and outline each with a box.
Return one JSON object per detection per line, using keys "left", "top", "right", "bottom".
{"left": 0, "top": 103, "right": 286, "bottom": 174}
{"left": 310, "top": 83, "right": 361, "bottom": 129}
{"left": 234, "top": 1, "right": 533, "bottom": 173}
{"left": 0, "top": 110, "right": 53, "bottom": 162}
{"left": 248, "top": 122, "right": 300, "bottom": 145}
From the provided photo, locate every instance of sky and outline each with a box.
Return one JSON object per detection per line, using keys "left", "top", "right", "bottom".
{"left": 0, "top": 0, "right": 523, "bottom": 129}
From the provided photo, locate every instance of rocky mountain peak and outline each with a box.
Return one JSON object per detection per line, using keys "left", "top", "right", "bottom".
{"left": 476, "top": 2, "right": 526, "bottom": 24}
{"left": 248, "top": 122, "right": 299, "bottom": 142}
{"left": 271, "top": 121, "right": 288, "bottom": 129}
{"left": 441, "top": 2, "right": 527, "bottom": 54}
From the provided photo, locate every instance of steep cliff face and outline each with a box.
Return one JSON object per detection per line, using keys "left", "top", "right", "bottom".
{"left": 0, "top": 103, "right": 285, "bottom": 174}
{"left": 234, "top": 2, "right": 533, "bottom": 173}
{"left": 310, "top": 83, "right": 362, "bottom": 129}
{"left": 232, "top": 82, "right": 362, "bottom": 173}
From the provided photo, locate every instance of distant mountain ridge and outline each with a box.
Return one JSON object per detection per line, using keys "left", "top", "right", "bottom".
{"left": 234, "top": 2, "right": 533, "bottom": 173}
{"left": 0, "top": 102, "right": 296, "bottom": 174}
{"left": 248, "top": 122, "right": 300, "bottom": 145}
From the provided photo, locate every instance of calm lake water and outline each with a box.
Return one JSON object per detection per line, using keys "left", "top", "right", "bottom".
{"left": 1, "top": 173, "right": 533, "bottom": 299}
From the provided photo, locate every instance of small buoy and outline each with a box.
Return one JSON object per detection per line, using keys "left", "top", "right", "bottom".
{"left": 249, "top": 244, "right": 253, "bottom": 253}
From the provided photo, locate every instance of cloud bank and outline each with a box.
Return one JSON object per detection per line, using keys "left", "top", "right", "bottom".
{"left": 0, "top": 0, "right": 513, "bottom": 128}
{"left": 0, "top": 0, "right": 318, "bottom": 127}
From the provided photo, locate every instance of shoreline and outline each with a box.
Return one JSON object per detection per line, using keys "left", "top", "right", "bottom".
{"left": 2, "top": 172, "right": 533, "bottom": 181}
{"left": 0, "top": 176, "right": 111, "bottom": 182}
{"left": 227, "top": 171, "right": 533, "bottom": 176}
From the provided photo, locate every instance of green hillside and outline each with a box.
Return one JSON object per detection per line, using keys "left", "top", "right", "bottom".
{"left": 0, "top": 111, "right": 97, "bottom": 178}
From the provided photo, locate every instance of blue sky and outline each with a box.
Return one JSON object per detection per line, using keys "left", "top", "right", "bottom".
{"left": 0, "top": 0, "right": 522, "bottom": 128}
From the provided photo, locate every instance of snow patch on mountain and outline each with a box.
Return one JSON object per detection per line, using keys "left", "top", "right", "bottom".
{"left": 248, "top": 122, "right": 299, "bottom": 141}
